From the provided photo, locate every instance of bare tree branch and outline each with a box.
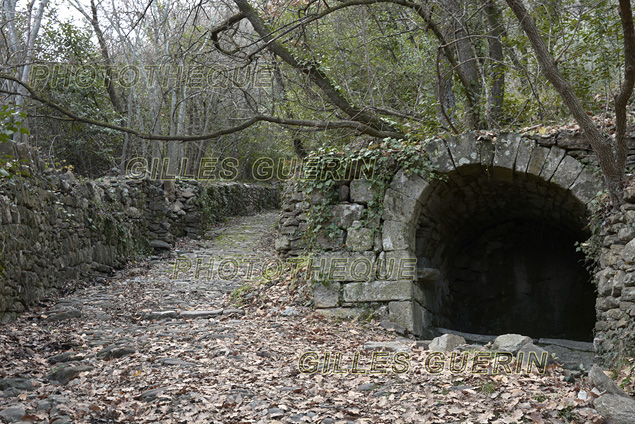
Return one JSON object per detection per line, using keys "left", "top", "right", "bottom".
{"left": 233, "top": 0, "right": 397, "bottom": 135}
{"left": 0, "top": 73, "right": 401, "bottom": 141}
{"left": 210, "top": 11, "right": 246, "bottom": 55}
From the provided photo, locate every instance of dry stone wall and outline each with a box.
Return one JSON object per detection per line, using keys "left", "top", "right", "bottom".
{"left": 594, "top": 188, "right": 635, "bottom": 364}
{"left": 0, "top": 143, "right": 280, "bottom": 321}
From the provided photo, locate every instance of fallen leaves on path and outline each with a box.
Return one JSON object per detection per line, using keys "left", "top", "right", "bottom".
{"left": 0, "top": 213, "right": 610, "bottom": 423}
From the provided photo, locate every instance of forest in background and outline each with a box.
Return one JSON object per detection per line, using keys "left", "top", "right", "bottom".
{"left": 0, "top": 0, "right": 633, "bottom": 198}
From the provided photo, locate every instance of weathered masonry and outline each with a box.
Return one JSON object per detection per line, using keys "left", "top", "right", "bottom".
{"left": 0, "top": 143, "right": 280, "bottom": 322}
{"left": 277, "top": 131, "right": 635, "bottom": 363}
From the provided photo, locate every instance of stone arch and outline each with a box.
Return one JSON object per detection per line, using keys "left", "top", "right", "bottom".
{"left": 382, "top": 133, "right": 603, "bottom": 340}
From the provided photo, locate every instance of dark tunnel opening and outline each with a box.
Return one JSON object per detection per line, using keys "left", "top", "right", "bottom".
{"left": 415, "top": 165, "right": 596, "bottom": 341}
{"left": 444, "top": 218, "right": 595, "bottom": 340}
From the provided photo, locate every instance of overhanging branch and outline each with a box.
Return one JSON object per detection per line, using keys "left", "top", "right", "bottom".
{"left": 0, "top": 73, "right": 401, "bottom": 141}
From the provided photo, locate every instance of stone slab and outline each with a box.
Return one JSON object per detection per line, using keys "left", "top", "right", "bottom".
{"left": 343, "top": 280, "right": 414, "bottom": 302}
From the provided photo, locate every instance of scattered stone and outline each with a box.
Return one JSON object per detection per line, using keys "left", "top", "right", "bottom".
{"left": 281, "top": 307, "right": 300, "bottom": 317}
{"left": 589, "top": 364, "right": 629, "bottom": 397}
{"left": 0, "top": 406, "right": 25, "bottom": 423}
{"left": 594, "top": 394, "right": 635, "bottom": 424}
{"left": 201, "top": 333, "right": 235, "bottom": 340}
{"left": 2, "top": 388, "right": 21, "bottom": 398}
{"left": 363, "top": 341, "right": 411, "bottom": 352}
{"left": 437, "top": 328, "right": 497, "bottom": 344}
{"left": 537, "top": 338, "right": 594, "bottom": 352}
{"left": 223, "top": 308, "right": 244, "bottom": 316}
{"left": 156, "top": 357, "right": 196, "bottom": 367}
{"left": 50, "top": 415, "right": 73, "bottom": 424}
{"left": 0, "top": 378, "right": 34, "bottom": 392}
{"left": 97, "top": 346, "right": 136, "bottom": 360}
{"left": 45, "top": 308, "right": 81, "bottom": 321}
{"left": 48, "top": 364, "right": 94, "bottom": 385}
{"left": 267, "top": 407, "right": 286, "bottom": 418}
{"left": 142, "top": 310, "right": 178, "bottom": 320}
{"left": 542, "top": 344, "right": 594, "bottom": 371}
{"left": 181, "top": 188, "right": 196, "bottom": 198}
{"left": 516, "top": 343, "right": 552, "bottom": 369}
{"left": 429, "top": 334, "right": 466, "bottom": 352}
{"left": 93, "top": 312, "right": 111, "bottom": 321}
{"left": 415, "top": 340, "right": 431, "bottom": 350}
{"left": 624, "top": 186, "right": 635, "bottom": 203}
{"left": 456, "top": 344, "right": 487, "bottom": 352}
{"left": 138, "top": 388, "right": 165, "bottom": 402}
{"left": 179, "top": 310, "right": 223, "bottom": 319}
{"left": 48, "top": 352, "right": 84, "bottom": 364}
{"left": 36, "top": 400, "right": 52, "bottom": 411}
{"left": 247, "top": 400, "right": 269, "bottom": 410}
{"left": 357, "top": 383, "right": 377, "bottom": 392}
{"left": 149, "top": 239, "right": 172, "bottom": 250}
{"left": 491, "top": 334, "right": 532, "bottom": 353}
{"left": 563, "top": 369, "right": 583, "bottom": 383}
{"left": 48, "top": 395, "right": 70, "bottom": 405}
{"left": 289, "top": 413, "right": 314, "bottom": 423}
{"left": 314, "top": 283, "right": 340, "bottom": 309}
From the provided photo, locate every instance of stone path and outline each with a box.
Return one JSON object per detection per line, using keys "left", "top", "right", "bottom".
{"left": 43, "top": 212, "right": 279, "bottom": 324}
{"left": 0, "top": 212, "right": 290, "bottom": 423}
{"left": 0, "top": 211, "right": 611, "bottom": 424}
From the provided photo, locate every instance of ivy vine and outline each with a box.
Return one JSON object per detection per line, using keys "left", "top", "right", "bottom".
{"left": 299, "top": 136, "right": 442, "bottom": 251}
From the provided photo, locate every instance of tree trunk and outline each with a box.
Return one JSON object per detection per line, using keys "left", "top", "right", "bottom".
{"left": 443, "top": 0, "right": 485, "bottom": 129}
{"left": 505, "top": 0, "right": 626, "bottom": 206}
{"left": 90, "top": 0, "right": 124, "bottom": 116}
{"left": 485, "top": 0, "right": 505, "bottom": 127}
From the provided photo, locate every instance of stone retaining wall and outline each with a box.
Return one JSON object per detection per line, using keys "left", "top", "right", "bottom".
{"left": 594, "top": 189, "right": 635, "bottom": 364}
{"left": 0, "top": 143, "right": 280, "bottom": 321}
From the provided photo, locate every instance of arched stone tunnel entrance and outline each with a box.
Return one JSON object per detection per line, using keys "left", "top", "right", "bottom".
{"left": 416, "top": 166, "right": 594, "bottom": 340}
{"left": 382, "top": 134, "right": 603, "bottom": 341}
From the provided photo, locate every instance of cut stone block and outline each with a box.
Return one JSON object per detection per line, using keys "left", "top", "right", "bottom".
{"left": 389, "top": 301, "right": 423, "bottom": 336}
{"left": 570, "top": 168, "right": 603, "bottom": 204}
{"left": 423, "top": 139, "right": 455, "bottom": 173}
{"left": 526, "top": 145, "right": 550, "bottom": 176}
{"left": 429, "top": 334, "right": 466, "bottom": 352}
{"left": 346, "top": 227, "right": 374, "bottom": 251}
{"left": 382, "top": 220, "right": 414, "bottom": 251}
{"left": 342, "top": 280, "right": 414, "bottom": 302}
{"left": 383, "top": 189, "right": 421, "bottom": 225}
{"left": 551, "top": 155, "right": 583, "bottom": 189}
{"left": 350, "top": 179, "right": 375, "bottom": 204}
{"left": 539, "top": 147, "right": 566, "bottom": 181}
{"left": 389, "top": 168, "right": 430, "bottom": 202}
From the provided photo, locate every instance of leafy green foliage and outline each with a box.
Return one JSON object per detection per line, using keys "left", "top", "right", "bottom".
{"left": 0, "top": 106, "right": 31, "bottom": 180}
{"left": 0, "top": 105, "right": 29, "bottom": 144}
{"left": 300, "top": 136, "right": 440, "bottom": 250}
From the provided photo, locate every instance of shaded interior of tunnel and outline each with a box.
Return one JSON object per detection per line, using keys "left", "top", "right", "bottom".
{"left": 415, "top": 165, "right": 596, "bottom": 341}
